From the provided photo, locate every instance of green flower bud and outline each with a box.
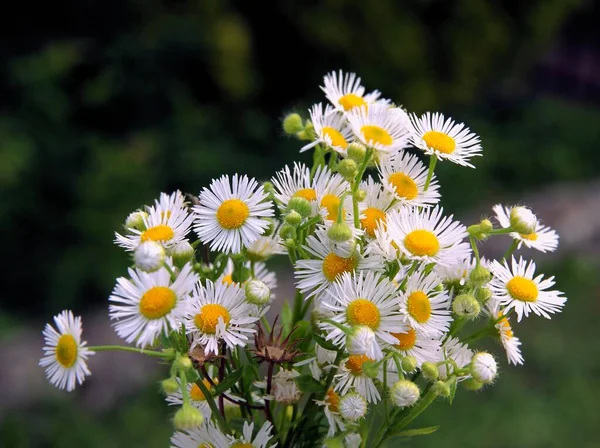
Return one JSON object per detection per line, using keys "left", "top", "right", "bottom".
{"left": 401, "top": 355, "right": 418, "bottom": 373}
{"left": 173, "top": 403, "right": 204, "bottom": 430}
{"left": 467, "top": 224, "right": 486, "bottom": 241}
{"left": 479, "top": 219, "right": 493, "bottom": 233}
{"left": 125, "top": 210, "right": 148, "bottom": 231}
{"left": 287, "top": 197, "right": 313, "bottom": 218}
{"left": 469, "top": 264, "right": 492, "bottom": 286}
{"left": 510, "top": 206, "right": 537, "bottom": 234}
{"left": 347, "top": 142, "right": 367, "bottom": 163}
{"left": 170, "top": 241, "right": 195, "bottom": 269}
{"left": 161, "top": 376, "right": 179, "bottom": 394}
{"left": 421, "top": 361, "right": 439, "bottom": 381}
{"left": 285, "top": 238, "right": 295, "bottom": 248}
{"left": 279, "top": 224, "right": 295, "bottom": 240}
{"left": 452, "top": 294, "right": 481, "bottom": 320}
{"left": 353, "top": 189, "right": 367, "bottom": 202}
{"left": 432, "top": 380, "right": 451, "bottom": 397}
{"left": 337, "top": 158, "right": 357, "bottom": 180}
{"left": 475, "top": 287, "right": 492, "bottom": 304}
{"left": 362, "top": 360, "right": 379, "bottom": 379}
{"left": 262, "top": 181, "right": 275, "bottom": 197}
{"left": 285, "top": 210, "right": 302, "bottom": 226}
{"left": 282, "top": 113, "right": 304, "bottom": 135}
{"left": 245, "top": 279, "right": 271, "bottom": 305}
{"left": 462, "top": 377, "right": 484, "bottom": 391}
{"left": 174, "top": 354, "right": 192, "bottom": 371}
{"left": 327, "top": 222, "right": 353, "bottom": 242}
{"left": 261, "top": 218, "right": 276, "bottom": 237}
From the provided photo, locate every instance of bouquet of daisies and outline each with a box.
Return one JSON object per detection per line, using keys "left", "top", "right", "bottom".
{"left": 40, "top": 70, "right": 566, "bottom": 448}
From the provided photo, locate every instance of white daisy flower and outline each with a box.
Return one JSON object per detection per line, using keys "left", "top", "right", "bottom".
{"left": 301, "top": 103, "right": 353, "bottom": 154}
{"left": 109, "top": 263, "right": 198, "bottom": 347}
{"left": 335, "top": 354, "right": 380, "bottom": 403}
{"left": 194, "top": 174, "right": 274, "bottom": 254}
{"left": 170, "top": 422, "right": 229, "bottom": 448}
{"left": 321, "top": 70, "right": 387, "bottom": 113}
{"left": 398, "top": 271, "right": 452, "bottom": 337}
{"left": 309, "top": 344, "right": 338, "bottom": 380}
{"left": 378, "top": 151, "right": 441, "bottom": 207}
{"left": 295, "top": 227, "right": 384, "bottom": 300}
{"left": 184, "top": 280, "right": 258, "bottom": 354}
{"left": 386, "top": 206, "right": 470, "bottom": 266}
{"left": 438, "top": 337, "right": 473, "bottom": 381}
{"left": 347, "top": 105, "right": 409, "bottom": 153}
{"left": 315, "top": 387, "right": 345, "bottom": 437}
{"left": 320, "top": 271, "right": 407, "bottom": 360}
{"left": 154, "top": 190, "right": 188, "bottom": 212}
{"left": 371, "top": 223, "right": 401, "bottom": 262}
{"left": 246, "top": 234, "right": 286, "bottom": 261}
{"left": 165, "top": 377, "right": 215, "bottom": 418}
{"left": 357, "top": 176, "right": 402, "bottom": 238}
{"left": 486, "top": 302, "right": 523, "bottom": 366}
{"left": 115, "top": 201, "right": 194, "bottom": 252}
{"left": 493, "top": 204, "right": 559, "bottom": 253}
{"left": 409, "top": 112, "right": 482, "bottom": 168}
{"left": 39, "top": 310, "right": 94, "bottom": 391}
{"left": 228, "top": 421, "right": 274, "bottom": 448}
{"left": 389, "top": 326, "right": 442, "bottom": 367}
{"left": 488, "top": 256, "right": 566, "bottom": 322}
{"left": 435, "top": 256, "right": 475, "bottom": 288}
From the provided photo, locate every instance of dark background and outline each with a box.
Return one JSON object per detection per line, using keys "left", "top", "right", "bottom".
{"left": 1, "top": 1, "right": 599, "bottom": 446}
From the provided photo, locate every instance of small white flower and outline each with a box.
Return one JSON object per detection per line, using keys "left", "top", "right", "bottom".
{"left": 346, "top": 326, "right": 379, "bottom": 360}
{"left": 487, "top": 302, "right": 524, "bottom": 366}
{"left": 335, "top": 354, "right": 380, "bottom": 403}
{"left": 347, "top": 105, "right": 409, "bottom": 153}
{"left": 321, "top": 70, "right": 388, "bottom": 113}
{"left": 389, "top": 380, "right": 420, "bottom": 407}
{"left": 165, "top": 377, "right": 215, "bottom": 418}
{"left": 134, "top": 241, "right": 166, "bottom": 272}
{"left": 39, "top": 310, "right": 94, "bottom": 391}
{"left": 389, "top": 326, "right": 442, "bottom": 367}
{"left": 344, "top": 433, "right": 362, "bottom": 448}
{"left": 493, "top": 204, "right": 558, "bottom": 253}
{"left": 338, "top": 392, "right": 368, "bottom": 421}
{"left": 315, "top": 388, "right": 345, "bottom": 436}
{"left": 471, "top": 352, "right": 498, "bottom": 384}
{"left": 302, "top": 103, "right": 354, "bottom": 154}
{"left": 246, "top": 234, "right": 286, "bottom": 261}
{"left": 170, "top": 421, "right": 229, "bottom": 448}
{"left": 357, "top": 176, "right": 402, "bottom": 239}
{"left": 227, "top": 421, "right": 274, "bottom": 448}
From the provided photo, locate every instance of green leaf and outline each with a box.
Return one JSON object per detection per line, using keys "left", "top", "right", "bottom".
{"left": 295, "top": 375, "right": 325, "bottom": 394}
{"left": 389, "top": 425, "right": 440, "bottom": 438}
{"left": 281, "top": 301, "right": 292, "bottom": 329}
{"left": 312, "top": 332, "right": 338, "bottom": 351}
{"left": 213, "top": 367, "right": 244, "bottom": 396}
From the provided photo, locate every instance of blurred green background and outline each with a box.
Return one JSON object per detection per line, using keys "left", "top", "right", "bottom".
{"left": 1, "top": 0, "right": 599, "bottom": 446}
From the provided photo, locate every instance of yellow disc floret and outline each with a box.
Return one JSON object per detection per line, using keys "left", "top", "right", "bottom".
{"left": 339, "top": 93, "right": 367, "bottom": 111}
{"left": 496, "top": 312, "right": 513, "bottom": 338}
{"left": 320, "top": 194, "right": 342, "bottom": 222}
{"left": 141, "top": 224, "right": 174, "bottom": 243}
{"left": 388, "top": 173, "right": 418, "bottom": 200}
{"left": 216, "top": 199, "right": 250, "bottom": 229}
{"left": 391, "top": 328, "right": 417, "bottom": 350}
{"left": 361, "top": 125, "right": 392, "bottom": 146}
{"left": 346, "top": 299, "right": 381, "bottom": 330}
{"left": 55, "top": 334, "right": 78, "bottom": 368}
{"left": 422, "top": 131, "right": 456, "bottom": 154}
{"left": 326, "top": 387, "right": 340, "bottom": 412}
{"left": 195, "top": 304, "right": 231, "bottom": 333}
{"left": 345, "top": 354, "right": 372, "bottom": 375}
{"left": 519, "top": 232, "right": 538, "bottom": 241}
{"left": 322, "top": 127, "right": 348, "bottom": 148}
{"left": 322, "top": 253, "right": 357, "bottom": 282}
{"left": 360, "top": 207, "right": 386, "bottom": 237}
{"left": 190, "top": 378, "right": 214, "bottom": 401}
{"left": 407, "top": 291, "right": 431, "bottom": 323}
{"left": 139, "top": 286, "right": 177, "bottom": 319}
{"left": 404, "top": 230, "right": 440, "bottom": 257}
{"left": 506, "top": 276, "right": 538, "bottom": 302}
{"left": 294, "top": 188, "right": 317, "bottom": 202}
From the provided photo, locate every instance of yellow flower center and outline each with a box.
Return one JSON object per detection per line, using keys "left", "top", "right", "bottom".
{"left": 407, "top": 291, "right": 431, "bottom": 323}
{"left": 221, "top": 274, "right": 235, "bottom": 285}
{"left": 322, "top": 127, "right": 348, "bottom": 148}
{"left": 388, "top": 173, "right": 418, "bottom": 200}
{"left": 496, "top": 312, "right": 513, "bottom": 338}
{"left": 231, "top": 444, "right": 252, "bottom": 448}
{"left": 361, "top": 125, "right": 392, "bottom": 146}
{"left": 338, "top": 93, "right": 366, "bottom": 111}
{"left": 422, "top": 131, "right": 456, "bottom": 154}
{"left": 519, "top": 232, "right": 538, "bottom": 241}
{"left": 190, "top": 378, "right": 215, "bottom": 401}
{"left": 216, "top": 199, "right": 249, "bottom": 229}
{"left": 55, "top": 334, "right": 78, "bottom": 368}
{"left": 391, "top": 328, "right": 417, "bottom": 350}
{"left": 322, "top": 253, "right": 357, "bottom": 282}
{"left": 139, "top": 286, "right": 177, "bottom": 319}
{"left": 294, "top": 188, "right": 317, "bottom": 202}
{"left": 346, "top": 299, "right": 381, "bottom": 330}
{"left": 404, "top": 230, "right": 440, "bottom": 257}
{"left": 506, "top": 276, "right": 538, "bottom": 302}
{"left": 141, "top": 224, "right": 174, "bottom": 243}
{"left": 320, "top": 194, "right": 343, "bottom": 221}
{"left": 194, "top": 304, "right": 231, "bottom": 334}
{"left": 345, "top": 354, "right": 372, "bottom": 375}
{"left": 360, "top": 208, "right": 386, "bottom": 237}
{"left": 326, "top": 387, "right": 340, "bottom": 412}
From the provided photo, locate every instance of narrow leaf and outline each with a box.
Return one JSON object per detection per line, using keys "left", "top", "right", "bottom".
{"left": 390, "top": 425, "right": 440, "bottom": 438}
{"left": 295, "top": 374, "right": 325, "bottom": 393}
{"left": 312, "top": 332, "right": 338, "bottom": 351}
{"left": 213, "top": 367, "right": 244, "bottom": 396}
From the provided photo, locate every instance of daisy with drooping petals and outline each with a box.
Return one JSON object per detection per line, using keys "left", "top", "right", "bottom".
{"left": 371, "top": 222, "right": 401, "bottom": 262}
{"left": 486, "top": 303, "right": 524, "bottom": 366}
{"left": 386, "top": 206, "right": 470, "bottom": 267}
{"left": 438, "top": 337, "right": 473, "bottom": 380}
{"left": 435, "top": 256, "right": 475, "bottom": 288}
{"left": 315, "top": 388, "right": 345, "bottom": 437}
{"left": 194, "top": 174, "right": 273, "bottom": 254}
{"left": 115, "top": 200, "right": 195, "bottom": 252}
{"left": 109, "top": 263, "right": 198, "bottom": 347}
{"left": 493, "top": 204, "right": 559, "bottom": 253}
{"left": 398, "top": 271, "right": 452, "bottom": 337}
{"left": 409, "top": 112, "right": 482, "bottom": 168}
{"left": 295, "top": 227, "right": 384, "bottom": 300}
{"left": 357, "top": 177, "right": 402, "bottom": 238}
{"left": 321, "top": 70, "right": 388, "bottom": 113}
{"left": 246, "top": 234, "right": 286, "bottom": 261}
{"left": 378, "top": 151, "right": 441, "bottom": 207}
{"left": 347, "top": 105, "right": 409, "bottom": 153}
{"left": 227, "top": 421, "right": 275, "bottom": 448}
{"left": 488, "top": 256, "right": 566, "bottom": 322}
{"left": 389, "top": 326, "right": 442, "bottom": 367}
{"left": 301, "top": 103, "right": 354, "bottom": 154}
{"left": 184, "top": 280, "right": 258, "bottom": 354}
{"left": 320, "top": 271, "right": 406, "bottom": 360}
{"left": 171, "top": 421, "right": 229, "bottom": 448}
{"left": 335, "top": 354, "right": 381, "bottom": 403}
{"left": 165, "top": 377, "right": 215, "bottom": 418}
{"left": 40, "top": 310, "right": 94, "bottom": 391}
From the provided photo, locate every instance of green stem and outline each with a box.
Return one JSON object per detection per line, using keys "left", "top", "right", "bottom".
{"left": 88, "top": 346, "right": 170, "bottom": 358}
{"left": 488, "top": 227, "right": 515, "bottom": 235}
{"left": 351, "top": 148, "right": 373, "bottom": 229}
{"left": 310, "top": 145, "right": 325, "bottom": 178}
{"left": 462, "top": 326, "right": 496, "bottom": 344}
{"left": 291, "top": 290, "right": 304, "bottom": 326}
{"left": 195, "top": 374, "right": 229, "bottom": 433}
{"left": 469, "top": 236, "right": 481, "bottom": 266}
{"left": 424, "top": 154, "right": 437, "bottom": 191}
{"left": 328, "top": 151, "right": 338, "bottom": 170}
{"left": 503, "top": 239, "right": 519, "bottom": 261}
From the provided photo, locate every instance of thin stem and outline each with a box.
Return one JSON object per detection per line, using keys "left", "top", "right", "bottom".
{"left": 264, "top": 362, "right": 276, "bottom": 428}
{"left": 328, "top": 151, "right": 338, "bottom": 170}
{"left": 424, "top": 154, "right": 437, "bottom": 191}
{"left": 291, "top": 290, "right": 304, "bottom": 326}
{"left": 503, "top": 239, "right": 519, "bottom": 261}
{"left": 351, "top": 148, "right": 373, "bottom": 228}
{"left": 88, "top": 346, "right": 169, "bottom": 358}
{"left": 218, "top": 342, "right": 226, "bottom": 417}
{"left": 470, "top": 236, "right": 481, "bottom": 266}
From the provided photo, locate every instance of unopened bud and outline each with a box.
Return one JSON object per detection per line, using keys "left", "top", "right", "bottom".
{"left": 337, "top": 158, "right": 357, "bottom": 180}
{"left": 279, "top": 224, "right": 295, "bottom": 240}
{"left": 432, "top": 380, "right": 451, "bottom": 397}
{"left": 475, "top": 287, "right": 492, "bottom": 304}
{"left": 479, "top": 219, "right": 493, "bottom": 233}
{"left": 401, "top": 355, "right": 418, "bottom": 373}
{"left": 469, "top": 264, "right": 492, "bottom": 286}
{"left": 287, "top": 197, "right": 313, "bottom": 218}
{"left": 462, "top": 377, "right": 484, "bottom": 391}
{"left": 174, "top": 354, "right": 192, "bottom": 371}
{"left": 346, "top": 326, "right": 378, "bottom": 358}
{"left": 330, "top": 239, "right": 357, "bottom": 258}
{"left": 327, "top": 222, "right": 353, "bottom": 242}
{"left": 245, "top": 279, "right": 271, "bottom": 305}
{"left": 452, "top": 294, "right": 481, "bottom": 320}
{"left": 338, "top": 393, "right": 367, "bottom": 421}
{"left": 347, "top": 142, "right": 366, "bottom": 162}
{"left": 285, "top": 238, "right": 295, "bottom": 249}
{"left": 421, "top": 362, "right": 439, "bottom": 381}
{"left": 262, "top": 181, "right": 275, "bottom": 197}
{"left": 354, "top": 189, "right": 367, "bottom": 202}
{"left": 510, "top": 206, "right": 537, "bottom": 234}
{"left": 261, "top": 218, "right": 276, "bottom": 237}
{"left": 170, "top": 241, "right": 195, "bottom": 269}
{"left": 285, "top": 210, "right": 302, "bottom": 226}
{"left": 134, "top": 241, "right": 165, "bottom": 272}
{"left": 282, "top": 113, "right": 304, "bottom": 135}
{"left": 470, "top": 352, "right": 497, "bottom": 384}
{"left": 173, "top": 403, "right": 204, "bottom": 430}
{"left": 389, "top": 380, "right": 420, "bottom": 407}
{"left": 125, "top": 210, "right": 148, "bottom": 231}
{"left": 161, "top": 376, "right": 179, "bottom": 394}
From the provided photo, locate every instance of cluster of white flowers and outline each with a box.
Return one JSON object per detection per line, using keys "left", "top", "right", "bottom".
{"left": 39, "top": 70, "right": 566, "bottom": 448}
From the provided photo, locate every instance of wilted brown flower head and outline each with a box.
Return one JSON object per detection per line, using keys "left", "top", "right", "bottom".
{"left": 254, "top": 316, "right": 301, "bottom": 364}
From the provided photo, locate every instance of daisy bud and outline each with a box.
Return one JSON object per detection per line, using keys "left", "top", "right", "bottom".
{"left": 125, "top": 210, "right": 148, "bottom": 231}
{"left": 362, "top": 360, "right": 380, "bottom": 379}
{"left": 328, "top": 222, "right": 353, "bottom": 242}
{"left": 475, "top": 287, "right": 492, "bottom": 304}
{"left": 161, "top": 376, "right": 179, "bottom": 394}
{"left": 353, "top": 189, "right": 367, "bottom": 202}
{"left": 330, "top": 239, "right": 357, "bottom": 258}
{"left": 337, "top": 158, "right": 358, "bottom": 180}
{"left": 285, "top": 210, "right": 302, "bottom": 226}
{"left": 421, "top": 361, "right": 439, "bottom": 381}
{"left": 510, "top": 206, "right": 537, "bottom": 234}
{"left": 296, "top": 121, "right": 315, "bottom": 141}
{"left": 170, "top": 241, "right": 195, "bottom": 269}
{"left": 173, "top": 403, "right": 204, "bottom": 430}
{"left": 432, "top": 380, "right": 451, "bottom": 397}
{"left": 279, "top": 224, "right": 295, "bottom": 240}
{"left": 390, "top": 380, "right": 420, "bottom": 407}
{"left": 469, "top": 264, "right": 491, "bottom": 286}
{"left": 452, "top": 294, "right": 481, "bottom": 320}
{"left": 134, "top": 241, "right": 165, "bottom": 272}
{"left": 245, "top": 279, "right": 271, "bottom": 305}
{"left": 467, "top": 224, "right": 486, "bottom": 240}
{"left": 471, "top": 352, "right": 497, "bottom": 384}
{"left": 287, "top": 197, "right": 313, "bottom": 218}
{"left": 262, "top": 181, "right": 276, "bottom": 197}
{"left": 282, "top": 113, "right": 304, "bottom": 135}
{"left": 347, "top": 142, "right": 367, "bottom": 163}
{"left": 338, "top": 393, "right": 367, "bottom": 422}
{"left": 462, "top": 377, "right": 484, "bottom": 391}
{"left": 346, "top": 326, "right": 378, "bottom": 358}
{"left": 261, "top": 218, "right": 276, "bottom": 237}
{"left": 479, "top": 219, "right": 493, "bottom": 233}
{"left": 285, "top": 238, "right": 295, "bottom": 248}
{"left": 174, "top": 354, "right": 192, "bottom": 371}
{"left": 401, "top": 355, "right": 418, "bottom": 373}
